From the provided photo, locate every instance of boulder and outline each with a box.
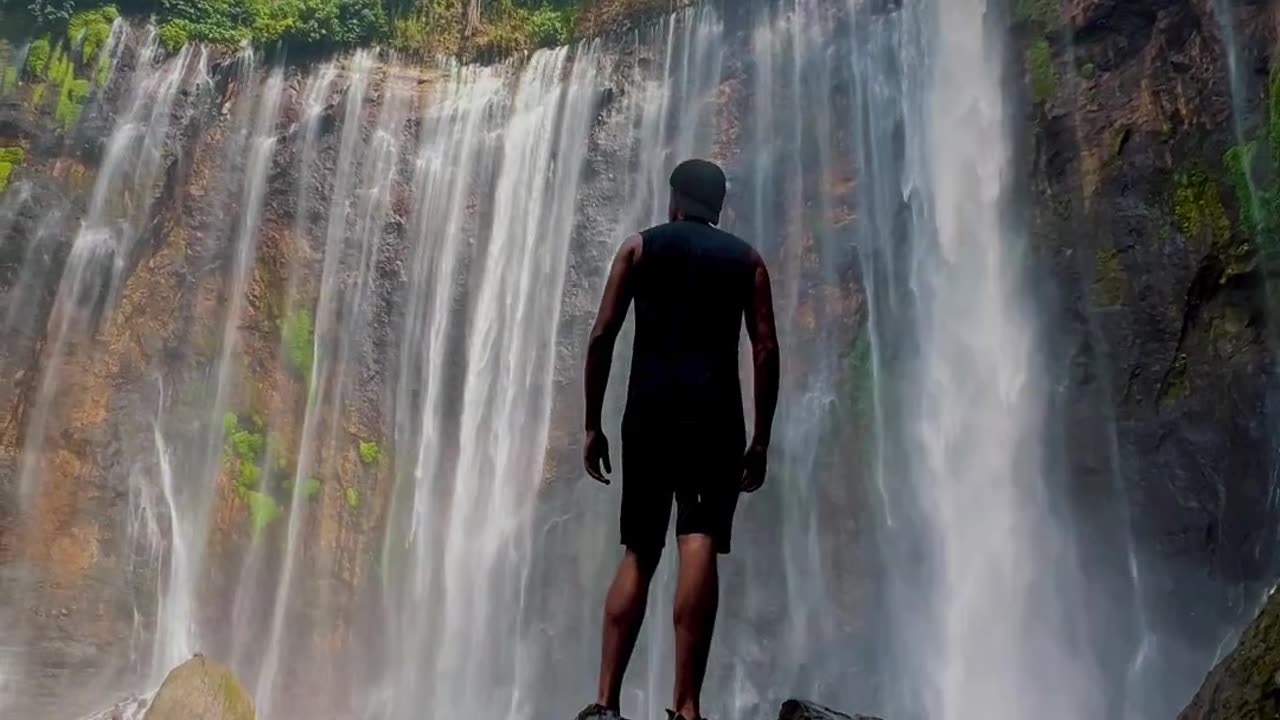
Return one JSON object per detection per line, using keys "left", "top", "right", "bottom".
{"left": 142, "top": 655, "right": 255, "bottom": 720}
{"left": 1178, "top": 589, "right": 1280, "bottom": 720}
{"left": 778, "top": 700, "right": 883, "bottom": 720}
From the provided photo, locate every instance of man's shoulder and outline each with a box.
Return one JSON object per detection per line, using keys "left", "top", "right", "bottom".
{"left": 639, "top": 221, "right": 756, "bottom": 254}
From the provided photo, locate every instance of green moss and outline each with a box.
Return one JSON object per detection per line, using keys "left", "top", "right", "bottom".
{"left": 2, "top": 66, "right": 18, "bottom": 92}
{"left": 358, "top": 440, "right": 381, "bottom": 466}
{"left": 281, "top": 307, "right": 314, "bottom": 380}
{"left": 56, "top": 77, "right": 90, "bottom": 130}
{"left": 157, "top": 22, "right": 189, "bottom": 54}
{"left": 238, "top": 461, "right": 262, "bottom": 490}
{"left": 1225, "top": 140, "right": 1260, "bottom": 231}
{"left": 0, "top": 146, "right": 25, "bottom": 193}
{"left": 29, "top": 82, "right": 45, "bottom": 109}
{"left": 1080, "top": 63, "right": 1097, "bottom": 81}
{"left": 0, "top": 147, "right": 24, "bottom": 167}
{"left": 245, "top": 490, "right": 282, "bottom": 534}
{"left": 1013, "top": 0, "right": 1057, "bottom": 26}
{"left": 223, "top": 412, "right": 239, "bottom": 437}
{"left": 230, "top": 430, "right": 265, "bottom": 464}
{"left": 47, "top": 45, "right": 71, "bottom": 86}
{"left": 68, "top": 6, "right": 117, "bottom": 63}
{"left": 1173, "top": 168, "right": 1231, "bottom": 247}
{"left": 1093, "top": 248, "right": 1126, "bottom": 307}
{"left": 345, "top": 486, "right": 360, "bottom": 509}
{"left": 93, "top": 56, "right": 111, "bottom": 87}
{"left": 25, "top": 37, "right": 50, "bottom": 78}
{"left": 1026, "top": 38, "right": 1055, "bottom": 103}
{"left": 303, "top": 477, "right": 322, "bottom": 501}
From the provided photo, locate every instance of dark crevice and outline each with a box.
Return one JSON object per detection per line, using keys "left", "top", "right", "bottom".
{"left": 1156, "top": 253, "right": 1225, "bottom": 403}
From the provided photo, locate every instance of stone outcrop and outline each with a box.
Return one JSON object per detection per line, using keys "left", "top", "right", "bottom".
{"left": 1178, "top": 589, "right": 1280, "bottom": 720}
{"left": 142, "top": 656, "right": 255, "bottom": 720}
{"left": 778, "top": 699, "right": 883, "bottom": 720}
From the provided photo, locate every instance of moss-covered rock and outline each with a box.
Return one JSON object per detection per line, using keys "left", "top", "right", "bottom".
{"left": 1026, "top": 37, "right": 1055, "bottom": 103}
{"left": 0, "top": 145, "right": 25, "bottom": 192}
{"left": 143, "top": 655, "right": 255, "bottom": 720}
{"left": 1178, "top": 590, "right": 1280, "bottom": 720}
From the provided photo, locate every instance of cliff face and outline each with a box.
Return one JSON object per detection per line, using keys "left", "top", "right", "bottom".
{"left": 1019, "top": 0, "right": 1279, "bottom": 702}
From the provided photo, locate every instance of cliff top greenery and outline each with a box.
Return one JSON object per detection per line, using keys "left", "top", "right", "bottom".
{"left": 2, "top": 0, "right": 585, "bottom": 59}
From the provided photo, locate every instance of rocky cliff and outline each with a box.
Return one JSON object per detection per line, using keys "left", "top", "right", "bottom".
{"left": 1018, "top": 0, "right": 1280, "bottom": 704}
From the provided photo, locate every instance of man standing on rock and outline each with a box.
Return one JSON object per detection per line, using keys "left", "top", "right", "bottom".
{"left": 578, "top": 158, "right": 780, "bottom": 720}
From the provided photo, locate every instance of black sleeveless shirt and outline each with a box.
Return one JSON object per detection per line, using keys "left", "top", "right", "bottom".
{"left": 624, "top": 220, "right": 757, "bottom": 432}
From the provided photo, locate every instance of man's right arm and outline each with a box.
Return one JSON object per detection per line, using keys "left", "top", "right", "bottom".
{"left": 742, "top": 251, "right": 779, "bottom": 493}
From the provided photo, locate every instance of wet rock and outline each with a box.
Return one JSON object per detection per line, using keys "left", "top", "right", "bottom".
{"left": 142, "top": 655, "right": 255, "bottom": 720}
{"left": 1178, "top": 590, "right": 1280, "bottom": 720}
{"left": 777, "top": 700, "right": 883, "bottom": 720}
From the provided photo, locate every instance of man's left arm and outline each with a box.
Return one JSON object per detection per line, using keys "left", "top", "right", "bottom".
{"left": 584, "top": 234, "right": 641, "bottom": 484}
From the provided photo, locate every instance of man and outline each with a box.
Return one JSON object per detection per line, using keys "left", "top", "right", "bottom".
{"left": 578, "top": 159, "right": 780, "bottom": 720}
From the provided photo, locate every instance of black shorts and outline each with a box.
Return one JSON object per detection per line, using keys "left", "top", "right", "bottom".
{"left": 620, "top": 415, "right": 745, "bottom": 556}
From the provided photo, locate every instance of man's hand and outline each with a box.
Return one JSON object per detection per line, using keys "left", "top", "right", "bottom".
{"left": 585, "top": 429, "right": 613, "bottom": 484}
{"left": 741, "top": 439, "right": 768, "bottom": 493}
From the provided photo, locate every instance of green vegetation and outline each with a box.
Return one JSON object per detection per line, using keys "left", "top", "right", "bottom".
{"left": 223, "top": 411, "right": 239, "bottom": 437}
{"left": 1013, "top": 0, "right": 1057, "bottom": 26}
{"left": 230, "top": 429, "right": 265, "bottom": 464}
{"left": 0, "top": 145, "right": 24, "bottom": 192}
{"left": 67, "top": 5, "right": 116, "bottom": 61}
{"left": 157, "top": 21, "right": 188, "bottom": 53}
{"left": 2, "top": 65, "right": 17, "bottom": 91}
{"left": 7, "top": 0, "right": 586, "bottom": 58}
{"left": 245, "top": 490, "right": 283, "bottom": 534}
{"left": 1173, "top": 168, "right": 1231, "bottom": 247}
{"left": 345, "top": 485, "right": 360, "bottom": 509}
{"left": 25, "top": 36, "right": 50, "bottom": 77}
{"left": 302, "top": 477, "right": 322, "bottom": 501}
{"left": 1223, "top": 61, "right": 1280, "bottom": 264}
{"left": 93, "top": 54, "right": 110, "bottom": 85}
{"left": 1080, "top": 62, "right": 1097, "bottom": 81}
{"left": 56, "top": 76, "right": 89, "bottom": 128}
{"left": 1026, "top": 38, "right": 1055, "bottom": 103}
{"left": 281, "top": 307, "right": 314, "bottom": 380}
{"left": 358, "top": 440, "right": 381, "bottom": 466}
{"left": 29, "top": 81, "right": 46, "bottom": 108}
{"left": 238, "top": 461, "right": 262, "bottom": 490}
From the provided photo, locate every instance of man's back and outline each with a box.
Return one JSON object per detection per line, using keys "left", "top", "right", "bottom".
{"left": 626, "top": 220, "right": 757, "bottom": 425}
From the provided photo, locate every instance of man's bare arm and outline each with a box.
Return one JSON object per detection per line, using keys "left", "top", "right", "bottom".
{"left": 745, "top": 253, "right": 779, "bottom": 447}
{"left": 584, "top": 235, "right": 641, "bottom": 482}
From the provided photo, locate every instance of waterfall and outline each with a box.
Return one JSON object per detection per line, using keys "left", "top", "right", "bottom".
{"left": 0, "top": 1, "right": 1269, "bottom": 719}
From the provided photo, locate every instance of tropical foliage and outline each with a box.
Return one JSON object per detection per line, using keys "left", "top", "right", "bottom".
{"left": 3, "top": 0, "right": 586, "bottom": 57}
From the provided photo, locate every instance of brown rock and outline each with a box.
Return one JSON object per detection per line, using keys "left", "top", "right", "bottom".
{"left": 143, "top": 655, "right": 255, "bottom": 720}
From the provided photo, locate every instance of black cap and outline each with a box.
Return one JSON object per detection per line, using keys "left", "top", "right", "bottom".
{"left": 669, "top": 159, "right": 727, "bottom": 225}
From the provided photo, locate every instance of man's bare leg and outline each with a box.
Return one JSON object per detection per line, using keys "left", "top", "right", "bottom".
{"left": 597, "top": 549, "right": 660, "bottom": 711}
{"left": 672, "top": 535, "right": 718, "bottom": 720}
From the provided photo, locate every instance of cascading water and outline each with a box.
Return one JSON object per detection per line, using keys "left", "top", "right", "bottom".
{"left": 0, "top": 1, "right": 1273, "bottom": 719}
